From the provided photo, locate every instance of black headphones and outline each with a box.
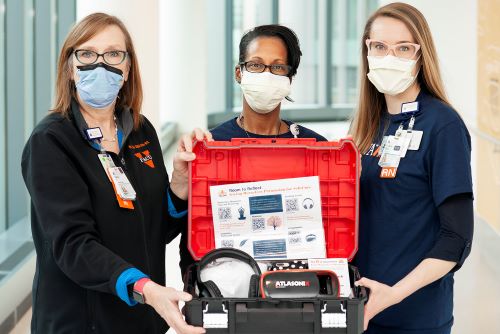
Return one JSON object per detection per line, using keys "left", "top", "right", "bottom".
{"left": 302, "top": 198, "right": 314, "bottom": 209}
{"left": 197, "top": 248, "right": 262, "bottom": 298}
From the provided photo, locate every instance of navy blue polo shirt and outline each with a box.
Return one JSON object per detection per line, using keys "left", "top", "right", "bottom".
{"left": 354, "top": 89, "right": 473, "bottom": 334}
{"left": 210, "top": 117, "right": 327, "bottom": 141}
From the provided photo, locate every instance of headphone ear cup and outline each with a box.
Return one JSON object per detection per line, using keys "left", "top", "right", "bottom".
{"left": 203, "top": 280, "right": 223, "bottom": 298}
{"left": 248, "top": 274, "right": 260, "bottom": 298}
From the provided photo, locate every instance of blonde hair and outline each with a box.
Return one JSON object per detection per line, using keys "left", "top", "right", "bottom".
{"left": 350, "top": 2, "right": 450, "bottom": 153}
{"left": 52, "top": 13, "right": 143, "bottom": 129}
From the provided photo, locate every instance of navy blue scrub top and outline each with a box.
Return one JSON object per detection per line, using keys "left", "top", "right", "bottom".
{"left": 354, "top": 89, "right": 473, "bottom": 334}
{"left": 210, "top": 117, "right": 327, "bottom": 141}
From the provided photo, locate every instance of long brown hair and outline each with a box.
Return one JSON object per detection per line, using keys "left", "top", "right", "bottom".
{"left": 52, "top": 13, "right": 143, "bottom": 129}
{"left": 350, "top": 2, "right": 450, "bottom": 153}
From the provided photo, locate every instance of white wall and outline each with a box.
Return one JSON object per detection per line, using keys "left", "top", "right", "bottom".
{"left": 77, "top": 0, "right": 161, "bottom": 131}
{"left": 159, "top": 0, "right": 208, "bottom": 134}
{"left": 378, "top": 0, "right": 478, "bottom": 125}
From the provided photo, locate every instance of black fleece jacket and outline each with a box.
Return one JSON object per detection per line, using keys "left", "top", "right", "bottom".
{"left": 22, "top": 100, "right": 186, "bottom": 334}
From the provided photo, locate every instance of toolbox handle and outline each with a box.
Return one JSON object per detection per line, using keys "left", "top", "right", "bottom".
{"left": 235, "top": 302, "right": 315, "bottom": 323}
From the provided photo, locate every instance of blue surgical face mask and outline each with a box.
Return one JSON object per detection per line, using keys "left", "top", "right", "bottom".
{"left": 75, "top": 62, "right": 124, "bottom": 109}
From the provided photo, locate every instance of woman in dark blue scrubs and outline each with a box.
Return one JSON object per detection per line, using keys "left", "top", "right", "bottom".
{"left": 350, "top": 3, "right": 473, "bottom": 334}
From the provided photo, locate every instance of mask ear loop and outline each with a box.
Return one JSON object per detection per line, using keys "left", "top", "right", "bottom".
{"left": 410, "top": 52, "right": 422, "bottom": 73}
{"left": 284, "top": 75, "right": 294, "bottom": 102}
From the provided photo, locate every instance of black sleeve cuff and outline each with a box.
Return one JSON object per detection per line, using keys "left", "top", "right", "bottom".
{"left": 425, "top": 236, "right": 472, "bottom": 272}
{"left": 425, "top": 193, "right": 474, "bottom": 272}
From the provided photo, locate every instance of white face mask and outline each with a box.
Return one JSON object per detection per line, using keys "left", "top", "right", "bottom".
{"left": 367, "top": 55, "right": 419, "bottom": 96}
{"left": 240, "top": 71, "right": 291, "bottom": 114}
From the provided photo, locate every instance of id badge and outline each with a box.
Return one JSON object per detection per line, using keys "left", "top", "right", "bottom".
{"left": 97, "top": 154, "right": 135, "bottom": 209}
{"left": 381, "top": 135, "right": 409, "bottom": 157}
{"left": 98, "top": 153, "right": 116, "bottom": 173}
{"left": 109, "top": 167, "right": 137, "bottom": 200}
{"left": 379, "top": 152, "right": 401, "bottom": 168}
{"left": 399, "top": 130, "right": 412, "bottom": 158}
{"left": 379, "top": 136, "right": 389, "bottom": 154}
{"left": 407, "top": 131, "right": 423, "bottom": 150}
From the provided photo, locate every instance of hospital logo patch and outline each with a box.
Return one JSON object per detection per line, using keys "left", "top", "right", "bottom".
{"left": 134, "top": 150, "right": 155, "bottom": 168}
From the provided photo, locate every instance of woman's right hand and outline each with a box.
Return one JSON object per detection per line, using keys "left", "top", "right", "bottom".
{"left": 143, "top": 281, "right": 206, "bottom": 334}
{"left": 170, "top": 128, "right": 213, "bottom": 200}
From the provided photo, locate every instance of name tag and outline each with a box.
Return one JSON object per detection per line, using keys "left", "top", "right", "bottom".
{"left": 401, "top": 101, "right": 419, "bottom": 114}
{"left": 407, "top": 130, "right": 423, "bottom": 150}
{"left": 86, "top": 127, "right": 103, "bottom": 140}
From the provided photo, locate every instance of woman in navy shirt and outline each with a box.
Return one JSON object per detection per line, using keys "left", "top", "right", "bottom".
{"left": 350, "top": 3, "right": 473, "bottom": 334}
{"left": 210, "top": 24, "right": 326, "bottom": 142}
{"left": 180, "top": 25, "right": 326, "bottom": 278}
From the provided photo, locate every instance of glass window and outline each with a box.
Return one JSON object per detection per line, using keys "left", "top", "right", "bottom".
{"left": 0, "top": 0, "right": 76, "bottom": 275}
{"left": 208, "top": 0, "right": 379, "bottom": 126}
{"left": 0, "top": 0, "right": 6, "bottom": 232}
{"left": 279, "top": 0, "right": 320, "bottom": 106}
{"left": 5, "top": 0, "right": 29, "bottom": 228}
{"left": 332, "top": 0, "right": 373, "bottom": 105}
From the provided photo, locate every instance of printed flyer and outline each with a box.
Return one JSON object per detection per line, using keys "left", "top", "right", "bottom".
{"left": 209, "top": 176, "right": 326, "bottom": 260}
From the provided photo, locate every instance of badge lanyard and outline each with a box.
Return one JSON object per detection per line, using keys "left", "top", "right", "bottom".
{"left": 86, "top": 127, "right": 136, "bottom": 209}
{"left": 378, "top": 102, "right": 423, "bottom": 179}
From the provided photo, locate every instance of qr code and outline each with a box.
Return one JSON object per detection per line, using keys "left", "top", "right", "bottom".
{"left": 218, "top": 207, "right": 232, "bottom": 220}
{"left": 221, "top": 239, "right": 234, "bottom": 248}
{"left": 252, "top": 217, "right": 265, "bottom": 231}
{"left": 286, "top": 199, "right": 299, "bottom": 212}
{"left": 288, "top": 237, "right": 302, "bottom": 245}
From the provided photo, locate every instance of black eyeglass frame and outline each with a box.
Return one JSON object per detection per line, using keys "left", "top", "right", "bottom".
{"left": 74, "top": 49, "right": 129, "bottom": 66}
{"left": 239, "top": 61, "right": 292, "bottom": 76}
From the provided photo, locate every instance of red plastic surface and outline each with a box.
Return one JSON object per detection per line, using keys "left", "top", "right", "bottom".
{"left": 188, "top": 138, "right": 359, "bottom": 261}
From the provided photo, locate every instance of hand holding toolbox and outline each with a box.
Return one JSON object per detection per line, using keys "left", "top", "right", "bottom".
{"left": 184, "top": 138, "right": 367, "bottom": 334}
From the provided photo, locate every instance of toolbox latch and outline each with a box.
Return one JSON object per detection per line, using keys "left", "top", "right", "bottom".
{"left": 202, "top": 302, "right": 228, "bottom": 329}
{"left": 321, "top": 301, "right": 347, "bottom": 328}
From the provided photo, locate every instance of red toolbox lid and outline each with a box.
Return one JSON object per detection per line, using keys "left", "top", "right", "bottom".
{"left": 188, "top": 138, "right": 359, "bottom": 261}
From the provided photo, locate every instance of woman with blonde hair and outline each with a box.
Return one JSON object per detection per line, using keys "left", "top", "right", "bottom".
{"left": 351, "top": 3, "right": 473, "bottom": 333}
{"left": 22, "top": 13, "right": 207, "bottom": 334}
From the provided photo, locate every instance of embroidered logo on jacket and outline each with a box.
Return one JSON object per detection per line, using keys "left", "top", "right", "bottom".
{"left": 134, "top": 150, "right": 155, "bottom": 168}
{"left": 364, "top": 143, "right": 381, "bottom": 157}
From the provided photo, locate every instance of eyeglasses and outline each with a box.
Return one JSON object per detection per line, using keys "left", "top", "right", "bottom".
{"left": 365, "top": 39, "right": 421, "bottom": 60}
{"left": 74, "top": 49, "right": 128, "bottom": 65}
{"left": 240, "top": 61, "right": 292, "bottom": 76}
